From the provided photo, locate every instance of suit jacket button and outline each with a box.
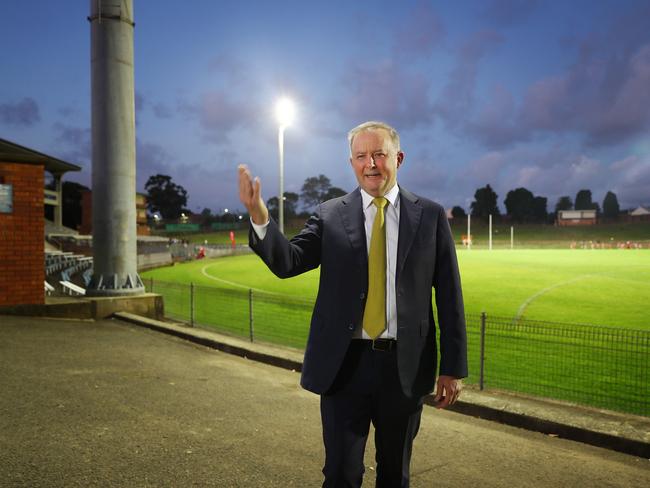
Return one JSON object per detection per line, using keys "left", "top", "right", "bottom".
{"left": 360, "top": 292, "right": 365, "bottom": 299}
{"left": 348, "top": 324, "right": 355, "bottom": 331}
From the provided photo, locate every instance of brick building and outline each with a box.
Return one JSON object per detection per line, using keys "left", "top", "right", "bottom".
{"left": 0, "top": 138, "right": 80, "bottom": 306}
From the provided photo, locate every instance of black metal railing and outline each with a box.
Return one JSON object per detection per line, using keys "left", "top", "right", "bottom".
{"left": 144, "top": 279, "right": 650, "bottom": 417}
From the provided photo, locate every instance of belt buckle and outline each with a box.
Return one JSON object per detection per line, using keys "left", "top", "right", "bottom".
{"left": 371, "top": 339, "right": 394, "bottom": 352}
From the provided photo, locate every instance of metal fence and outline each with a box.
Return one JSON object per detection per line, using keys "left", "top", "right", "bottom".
{"left": 144, "top": 279, "right": 650, "bottom": 417}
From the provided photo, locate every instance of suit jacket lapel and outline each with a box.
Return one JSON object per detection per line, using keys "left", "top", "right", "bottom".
{"left": 396, "top": 186, "right": 422, "bottom": 285}
{"left": 339, "top": 188, "right": 367, "bottom": 256}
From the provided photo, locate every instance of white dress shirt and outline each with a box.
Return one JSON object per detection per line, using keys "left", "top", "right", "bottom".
{"left": 250, "top": 184, "right": 401, "bottom": 340}
{"left": 357, "top": 185, "right": 399, "bottom": 340}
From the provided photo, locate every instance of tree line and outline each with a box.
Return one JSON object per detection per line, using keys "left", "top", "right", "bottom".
{"left": 144, "top": 173, "right": 347, "bottom": 222}
{"left": 49, "top": 174, "right": 626, "bottom": 230}
{"left": 454, "top": 185, "right": 622, "bottom": 224}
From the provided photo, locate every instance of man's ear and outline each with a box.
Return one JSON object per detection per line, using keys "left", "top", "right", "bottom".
{"left": 396, "top": 151, "right": 404, "bottom": 168}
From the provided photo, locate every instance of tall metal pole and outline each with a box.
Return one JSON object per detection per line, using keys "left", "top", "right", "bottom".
{"left": 87, "top": 0, "right": 144, "bottom": 296}
{"left": 278, "top": 125, "right": 285, "bottom": 235}
{"left": 467, "top": 213, "right": 471, "bottom": 250}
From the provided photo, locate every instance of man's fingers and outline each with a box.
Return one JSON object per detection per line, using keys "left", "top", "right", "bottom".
{"left": 434, "top": 376, "right": 462, "bottom": 409}
{"left": 253, "top": 176, "right": 262, "bottom": 203}
{"left": 238, "top": 164, "right": 255, "bottom": 206}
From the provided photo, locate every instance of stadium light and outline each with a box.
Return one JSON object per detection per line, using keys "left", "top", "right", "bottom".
{"left": 275, "top": 97, "right": 295, "bottom": 234}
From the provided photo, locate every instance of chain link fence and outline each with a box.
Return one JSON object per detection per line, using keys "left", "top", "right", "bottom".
{"left": 144, "top": 279, "right": 649, "bottom": 417}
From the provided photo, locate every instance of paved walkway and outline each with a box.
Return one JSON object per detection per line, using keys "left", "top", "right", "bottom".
{"left": 1, "top": 315, "right": 649, "bottom": 487}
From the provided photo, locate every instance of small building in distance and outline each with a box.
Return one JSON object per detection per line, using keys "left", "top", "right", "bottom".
{"left": 557, "top": 209, "right": 597, "bottom": 226}
{"left": 628, "top": 205, "right": 650, "bottom": 222}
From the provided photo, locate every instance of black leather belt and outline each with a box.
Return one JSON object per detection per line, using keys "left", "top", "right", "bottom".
{"left": 352, "top": 338, "right": 397, "bottom": 351}
{"left": 372, "top": 338, "right": 396, "bottom": 351}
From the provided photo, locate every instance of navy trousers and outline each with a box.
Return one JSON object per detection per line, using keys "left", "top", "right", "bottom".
{"left": 320, "top": 340, "right": 424, "bottom": 488}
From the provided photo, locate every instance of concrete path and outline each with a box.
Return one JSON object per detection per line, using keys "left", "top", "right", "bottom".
{"left": 1, "top": 315, "right": 649, "bottom": 487}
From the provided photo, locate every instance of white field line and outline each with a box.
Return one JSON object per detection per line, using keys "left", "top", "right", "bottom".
{"left": 200, "top": 263, "right": 282, "bottom": 295}
{"left": 514, "top": 274, "right": 595, "bottom": 322}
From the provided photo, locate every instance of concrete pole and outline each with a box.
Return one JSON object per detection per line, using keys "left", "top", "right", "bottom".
{"left": 87, "top": 0, "right": 143, "bottom": 296}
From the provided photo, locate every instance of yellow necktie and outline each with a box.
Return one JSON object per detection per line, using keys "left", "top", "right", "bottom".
{"left": 363, "top": 197, "right": 388, "bottom": 339}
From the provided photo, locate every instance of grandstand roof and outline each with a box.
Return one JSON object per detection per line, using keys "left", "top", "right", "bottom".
{"left": 0, "top": 137, "right": 81, "bottom": 175}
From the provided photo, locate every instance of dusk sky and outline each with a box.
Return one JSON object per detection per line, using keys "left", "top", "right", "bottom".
{"left": 2, "top": 0, "right": 650, "bottom": 215}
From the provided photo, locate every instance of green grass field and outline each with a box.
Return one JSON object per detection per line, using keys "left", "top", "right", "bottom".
{"left": 143, "top": 249, "right": 650, "bottom": 329}
{"left": 142, "top": 249, "right": 650, "bottom": 416}
{"left": 159, "top": 220, "right": 650, "bottom": 248}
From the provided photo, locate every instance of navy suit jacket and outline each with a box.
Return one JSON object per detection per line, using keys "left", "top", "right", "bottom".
{"left": 249, "top": 186, "right": 467, "bottom": 398}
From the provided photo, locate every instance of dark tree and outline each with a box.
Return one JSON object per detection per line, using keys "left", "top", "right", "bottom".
{"left": 145, "top": 174, "right": 188, "bottom": 220}
{"left": 574, "top": 189, "right": 594, "bottom": 211}
{"left": 554, "top": 196, "right": 573, "bottom": 213}
{"left": 470, "top": 184, "right": 500, "bottom": 220}
{"left": 532, "top": 196, "right": 548, "bottom": 222}
{"left": 267, "top": 196, "right": 279, "bottom": 221}
{"left": 602, "top": 191, "right": 620, "bottom": 219}
{"left": 504, "top": 187, "right": 535, "bottom": 223}
{"left": 300, "top": 174, "right": 332, "bottom": 209}
{"left": 323, "top": 186, "right": 347, "bottom": 201}
{"left": 451, "top": 206, "right": 467, "bottom": 219}
{"left": 267, "top": 192, "right": 300, "bottom": 221}
{"left": 283, "top": 192, "right": 299, "bottom": 218}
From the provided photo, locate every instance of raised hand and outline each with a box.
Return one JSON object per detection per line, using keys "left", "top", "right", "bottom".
{"left": 238, "top": 164, "right": 269, "bottom": 225}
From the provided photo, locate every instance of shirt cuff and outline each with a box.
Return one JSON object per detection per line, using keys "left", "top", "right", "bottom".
{"left": 250, "top": 217, "right": 270, "bottom": 240}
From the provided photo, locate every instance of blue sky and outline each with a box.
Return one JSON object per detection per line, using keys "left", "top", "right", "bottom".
{"left": 2, "top": 0, "right": 649, "bottom": 214}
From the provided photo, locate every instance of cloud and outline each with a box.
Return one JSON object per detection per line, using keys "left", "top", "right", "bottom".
{"left": 479, "top": 0, "right": 541, "bottom": 27}
{"left": 0, "top": 97, "right": 40, "bottom": 127}
{"left": 435, "top": 30, "right": 504, "bottom": 130}
{"left": 518, "top": 42, "right": 650, "bottom": 146}
{"left": 153, "top": 102, "right": 173, "bottom": 119}
{"left": 53, "top": 123, "right": 91, "bottom": 167}
{"left": 467, "top": 84, "right": 528, "bottom": 148}
{"left": 392, "top": 2, "right": 446, "bottom": 59}
{"left": 610, "top": 154, "right": 650, "bottom": 207}
{"left": 338, "top": 60, "right": 435, "bottom": 129}
{"left": 178, "top": 54, "right": 262, "bottom": 145}
{"left": 178, "top": 91, "right": 258, "bottom": 144}
{"left": 135, "top": 91, "right": 145, "bottom": 114}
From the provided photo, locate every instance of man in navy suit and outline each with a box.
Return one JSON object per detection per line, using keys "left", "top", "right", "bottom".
{"left": 238, "top": 121, "right": 467, "bottom": 487}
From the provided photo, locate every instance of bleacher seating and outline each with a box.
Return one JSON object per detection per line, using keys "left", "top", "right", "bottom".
{"left": 45, "top": 251, "right": 93, "bottom": 296}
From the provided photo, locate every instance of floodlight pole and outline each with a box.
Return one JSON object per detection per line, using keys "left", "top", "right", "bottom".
{"left": 467, "top": 214, "right": 471, "bottom": 250}
{"left": 278, "top": 125, "right": 286, "bottom": 235}
{"left": 489, "top": 214, "right": 493, "bottom": 251}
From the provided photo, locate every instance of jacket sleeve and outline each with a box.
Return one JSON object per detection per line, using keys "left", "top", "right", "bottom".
{"left": 249, "top": 207, "right": 322, "bottom": 279}
{"left": 432, "top": 206, "right": 468, "bottom": 378}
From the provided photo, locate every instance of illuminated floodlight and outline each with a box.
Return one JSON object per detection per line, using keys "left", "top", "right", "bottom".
{"left": 276, "top": 97, "right": 295, "bottom": 127}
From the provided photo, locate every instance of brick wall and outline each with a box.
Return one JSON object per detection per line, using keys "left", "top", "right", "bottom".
{"left": 0, "top": 162, "right": 45, "bottom": 306}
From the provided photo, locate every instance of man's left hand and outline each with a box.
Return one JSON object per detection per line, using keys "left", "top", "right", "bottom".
{"left": 433, "top": 375, "right": 463, "bottom": 409}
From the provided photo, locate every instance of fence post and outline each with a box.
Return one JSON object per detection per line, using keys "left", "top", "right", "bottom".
{"left": 150, "top": 277, "right": 154, "bottom": 293}
{"left": 479, "top": 312, "right": 486, "bottom": 391}
{"left": 190, "top": 282, "right": 195, "bottom": 327}
{"left": 248, "top": 288, "right": 254, "bottom": 342}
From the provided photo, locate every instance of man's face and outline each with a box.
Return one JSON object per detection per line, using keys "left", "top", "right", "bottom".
{"left": 349, "top": 128, "right": 403, "bottom": 197}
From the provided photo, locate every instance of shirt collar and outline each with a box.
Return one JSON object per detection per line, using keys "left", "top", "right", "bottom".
{"left": 360, "top": 184, "right": 400, "bottom": 209}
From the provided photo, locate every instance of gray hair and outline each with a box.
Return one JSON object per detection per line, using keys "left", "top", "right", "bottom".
{"left": 347, "top": 121, "right": 401, "bottom": 155}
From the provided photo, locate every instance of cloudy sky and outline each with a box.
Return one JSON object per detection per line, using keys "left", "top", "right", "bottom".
{"left": 2, "top": 0, "right": 649, "bottom": 214}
